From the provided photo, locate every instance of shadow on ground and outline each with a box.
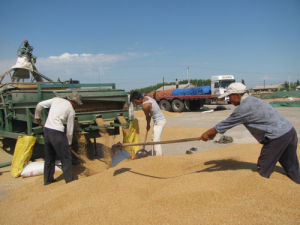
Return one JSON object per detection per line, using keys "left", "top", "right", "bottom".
{"left": 113, "top": 158, "right": 286, "bottom": 179}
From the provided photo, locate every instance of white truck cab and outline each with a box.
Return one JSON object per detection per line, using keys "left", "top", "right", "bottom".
{"left": 211, "top": 75, "right": 235, "bottom": 94}
{"left": 211, "top": 75, "right": 235, "bottom": 101}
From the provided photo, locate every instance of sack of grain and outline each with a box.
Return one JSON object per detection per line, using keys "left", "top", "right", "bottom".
{"left": 11, "top": 135, "right": 36, "bottom": 178}
{"left": 21, "top": 161, "right": 62, "bottom": 177}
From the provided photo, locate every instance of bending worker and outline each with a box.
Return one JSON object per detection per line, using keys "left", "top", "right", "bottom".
{"left": 201, "top": 82, "right": 300, "bottom": 184}
{"left": 35, "top": 91, "right": 82, "bottom": 185}
{"left": 130, "top": 91, "right": 166, "bottom": 156}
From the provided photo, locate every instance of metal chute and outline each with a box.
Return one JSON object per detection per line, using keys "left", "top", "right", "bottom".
{"left": 0, "top": 40, "right": 53, "bottom": 84}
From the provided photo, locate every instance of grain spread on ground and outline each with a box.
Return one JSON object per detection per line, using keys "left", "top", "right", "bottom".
{"left": 0, "top": 110, "right": 299, "bottom": 225}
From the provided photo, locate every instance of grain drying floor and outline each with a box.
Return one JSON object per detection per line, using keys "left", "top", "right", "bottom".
{"left": 0, "top": 110, "right": 300, "bottom": 225}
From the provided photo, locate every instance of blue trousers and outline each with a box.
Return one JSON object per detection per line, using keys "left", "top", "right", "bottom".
{"left": 258, "top": 128, "right": 300, "bottom": 184}
{"left": 44, "top": 127, "right": 73, "bottom": 184}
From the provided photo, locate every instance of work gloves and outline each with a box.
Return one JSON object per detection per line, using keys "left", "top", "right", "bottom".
{"left": 201, "top": 127, "right": 218, "bottom": 141}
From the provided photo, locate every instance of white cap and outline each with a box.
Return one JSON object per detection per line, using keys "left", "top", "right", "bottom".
{"left": 218, "top": 82, "right": 247, "bottom": 98}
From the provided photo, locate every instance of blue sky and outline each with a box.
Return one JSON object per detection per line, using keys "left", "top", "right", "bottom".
{"left": 0, "top": 0, "right": 299, "bottom": 91}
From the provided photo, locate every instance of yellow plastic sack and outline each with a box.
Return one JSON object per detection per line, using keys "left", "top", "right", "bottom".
{"left": 11, "top": 135, "right": 36, "bottom": 178}
{"left": 122, "top": 119, "right": 139, "bottom": 159}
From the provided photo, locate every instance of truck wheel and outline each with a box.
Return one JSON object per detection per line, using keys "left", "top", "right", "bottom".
{"left": 159, "top": 100, "right": 172, "bottom": 111}
{"left": 184, "top": 100, "right": 191, "bottom": 111}
{"left": 171, "top": 99, "right": 184, "bottom": 112}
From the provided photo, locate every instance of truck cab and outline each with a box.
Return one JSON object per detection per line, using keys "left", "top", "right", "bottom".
{"left": 211, "top": 75, "right": 235, "bottom": 100}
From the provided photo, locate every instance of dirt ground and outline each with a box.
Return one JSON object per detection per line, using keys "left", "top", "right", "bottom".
{"left": 0, "top": 105, "right": 300, "bottom": 225}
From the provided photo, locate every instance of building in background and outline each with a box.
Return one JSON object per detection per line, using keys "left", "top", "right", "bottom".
{"left": 251, "top": 84, "right": 284, "bottom": 94}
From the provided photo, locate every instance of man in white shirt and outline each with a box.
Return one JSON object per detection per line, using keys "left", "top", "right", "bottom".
{"left": 130, "top": 91, "right": 166, "bottom": 156}
{"left": 35, "top": 91, "right": 82, "bottom": 185}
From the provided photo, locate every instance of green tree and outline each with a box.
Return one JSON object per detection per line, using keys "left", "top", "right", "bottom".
{"left": 284, "top": 81, "right": 289, "bottom": 90}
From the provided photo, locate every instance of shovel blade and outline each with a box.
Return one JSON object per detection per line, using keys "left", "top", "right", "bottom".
{"left": 111, "top": 149, "right": 131, "bottom": 167}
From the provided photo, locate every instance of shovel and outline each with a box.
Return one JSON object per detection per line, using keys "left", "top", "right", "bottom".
{"left": 143, "top": 130, "right": 148, "bottom": 150}
{"left": 122, "top": 136, "right": 202, "bottom": 147}
{"left": 110, "top": 136, "right": 202, "bottom": 167}
{"left": 112, "top": 136, "right": 202, "bottom": 152}
{"left": 134, "top": 130, "right": 149, "bottom": 159}
{"left": 111, "top": 149, "right": 131, "bottom": 167}
{"left": 111, "top": 130, "right": 150, "bottom": 166}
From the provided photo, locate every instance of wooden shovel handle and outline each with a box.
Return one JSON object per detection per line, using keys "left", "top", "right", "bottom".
{"left": 143, "top": 130, "right": 148, "bottom": 149}
{"left": 122, "top": 136, "right": 202, "bottom": 147}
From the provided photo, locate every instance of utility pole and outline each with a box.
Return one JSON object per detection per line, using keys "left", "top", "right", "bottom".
{"left": 187, "top": 66, "right": 190, "bottom": 87}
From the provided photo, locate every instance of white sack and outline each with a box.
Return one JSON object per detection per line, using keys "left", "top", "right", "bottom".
{"left": 21, "top": 161, "right": 62, "bottom": 177}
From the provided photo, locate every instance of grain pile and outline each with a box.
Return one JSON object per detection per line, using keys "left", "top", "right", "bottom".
{"left": 0, "top": 110, "right": 300, "bottom": 225}
{"left": 1, "top": 144, "right": 300, "bottom": 225}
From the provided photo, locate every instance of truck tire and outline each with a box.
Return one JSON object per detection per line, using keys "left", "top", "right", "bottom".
{"left": 171, "top": 99, "right": 184, "bottom": 112}
{"left": 159, "top": 100, "right": 172, "bottom": 111}
{"left": 184, "top": 100, "right": 191, "bottom": 111}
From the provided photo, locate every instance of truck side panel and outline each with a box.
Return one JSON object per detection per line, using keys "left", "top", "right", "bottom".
{"left": 155, "top": 86, "right": 218, "bottom": 112}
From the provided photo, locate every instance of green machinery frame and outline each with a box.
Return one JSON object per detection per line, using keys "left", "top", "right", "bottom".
{"left": 0, "top": 82, "right": 129, "bottom": 144}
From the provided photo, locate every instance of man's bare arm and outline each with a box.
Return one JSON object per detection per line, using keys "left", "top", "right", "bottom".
{"left": 142, "top": 103, "right": 152, "bottom": 131}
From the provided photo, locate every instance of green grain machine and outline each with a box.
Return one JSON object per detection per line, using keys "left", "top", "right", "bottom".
{"left": 0, "top": 62, "right": 129, "bottom": 159}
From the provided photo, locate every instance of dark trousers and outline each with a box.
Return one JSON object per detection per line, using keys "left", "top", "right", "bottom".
{"left": 44, "top": 127, "right": 73, "bottom": 184}
{"left": 258, "top": 128, "right": 300, "bottom": 184}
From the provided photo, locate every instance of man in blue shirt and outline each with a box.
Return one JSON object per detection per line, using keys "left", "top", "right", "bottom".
{"left": 201, "top": 83, "right": 300, "bottom": 184}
